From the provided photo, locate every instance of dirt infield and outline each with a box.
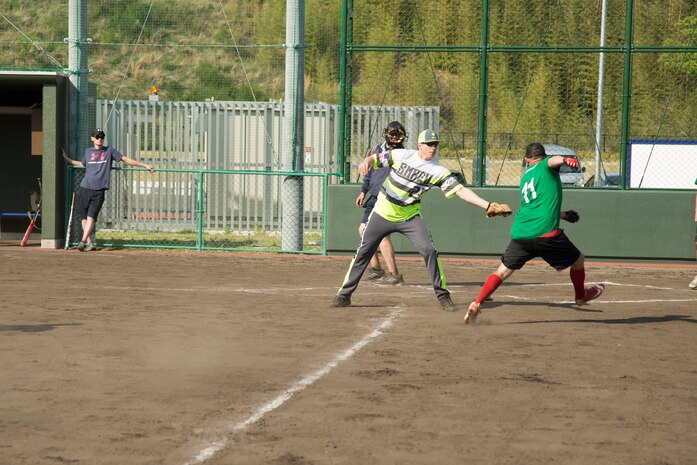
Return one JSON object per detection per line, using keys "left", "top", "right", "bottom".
{"left": 2, "top": 244, "right": 697, "bottom": 465}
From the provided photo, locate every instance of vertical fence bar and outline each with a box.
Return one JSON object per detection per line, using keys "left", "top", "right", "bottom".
{"left": 322, "top": 173, "right": 328, "bottom": 254}
{"left": 338, "top": 0, "right": 353, "bottom": 180}
{"left": 619, "top": 0, "right": 635, "bottom": 190}
{"left": 196, "top": 171, "right": 204, "bottom": 250}
{"left": 476, "top": 0, "right": 491, "bottom": 187}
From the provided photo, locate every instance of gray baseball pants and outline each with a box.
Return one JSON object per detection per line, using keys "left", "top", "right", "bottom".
{"left": 335, "top": 212, "right": 449, "bottom": 299}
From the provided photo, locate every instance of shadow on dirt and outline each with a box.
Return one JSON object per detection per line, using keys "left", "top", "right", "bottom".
{"left": 0, "top": 323, "right": 82, "bottom": 333}
{"left": 511, "top": 314, "right": 696, "bottom": 325}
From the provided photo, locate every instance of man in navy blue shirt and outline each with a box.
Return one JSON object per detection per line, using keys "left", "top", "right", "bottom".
{"left": 62, "top": 129, "right": 154, "bottom": 251}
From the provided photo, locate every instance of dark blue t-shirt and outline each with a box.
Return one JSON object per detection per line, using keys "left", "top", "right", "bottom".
{"left": 361, "top": 141, "right": 393, "bottom": 196}
{"left": 80, "top": 146, "right": 123, "bottom": 190}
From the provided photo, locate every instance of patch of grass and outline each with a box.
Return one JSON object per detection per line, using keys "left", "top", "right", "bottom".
{"left": 95, "top": 229, "right": 323, "bottom": 252}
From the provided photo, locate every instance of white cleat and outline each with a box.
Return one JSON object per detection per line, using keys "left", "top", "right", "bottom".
{"left": 689, "top": 275, "right": 697, "bottom": 290}
{"left": 575, "top": 283, "right": 605, "bottom": 305}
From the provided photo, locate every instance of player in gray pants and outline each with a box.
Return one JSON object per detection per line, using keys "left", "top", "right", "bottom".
{"left": 330, "top": 129, "right": 511, "bottom": 311}
{"left": 337, "top": 212, "right": 445, "bottom": 300}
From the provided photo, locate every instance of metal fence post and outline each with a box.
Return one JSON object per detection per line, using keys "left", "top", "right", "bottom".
{"left": 619, "top": 0, "right": 635, "bottom": 190}
{"left": 195, "top": 171, "right": 205, "bottom": 250}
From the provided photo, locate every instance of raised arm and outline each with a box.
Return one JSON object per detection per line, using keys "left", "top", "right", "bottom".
{"left": 548, "top": 155, "right": 578, "bottom": 170}
{"left": 60, "top": 148, "right": 84, "bottom": 167}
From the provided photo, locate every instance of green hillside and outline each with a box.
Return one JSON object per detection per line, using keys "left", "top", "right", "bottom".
{"left": 0, "top": 0, "right": 340, "bottom": 103}
{"left": 2, "top": 0, "right": 697, "bottom": 144}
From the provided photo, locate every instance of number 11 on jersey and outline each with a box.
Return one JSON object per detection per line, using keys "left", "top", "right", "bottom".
{"left": 522, "top": 178, "right": 537, "bottom": 204}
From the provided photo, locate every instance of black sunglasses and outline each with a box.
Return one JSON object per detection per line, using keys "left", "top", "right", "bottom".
{"left": 94, "top": 135, "right": 104, "bottom": 139}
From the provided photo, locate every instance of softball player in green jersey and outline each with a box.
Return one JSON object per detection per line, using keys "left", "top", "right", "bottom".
{"left": 465, "top": 142, "right": 605, "bottom": 324}
{"left": 330, "top": 129, "right": 511, "bottom": 312}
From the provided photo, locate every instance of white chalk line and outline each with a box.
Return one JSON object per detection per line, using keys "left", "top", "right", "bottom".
{"left": 601, "top": 281, "right": 674, "bottom": 290}
{"left": 555, "top": 298, "right": 697, "bottom": 305}
{"left": 486, "top": 294, "right": 697, "bottom": 305}
{"left": 183, "top": 307, "right": 403, "bottom": 465}
{"left": 98, "top": 282, "right": 693, "bottom": 307}
{"left": 499, "top": 295, "right": 697, "bottom": 304}
{"left": 507, "top": 281, "right": 673, "bottom": 290}
{"left": 98, "top": 285, "right": 340, "bottom": 293}
{"left": 99, "top": 280, "right": 675, "bottom": 295}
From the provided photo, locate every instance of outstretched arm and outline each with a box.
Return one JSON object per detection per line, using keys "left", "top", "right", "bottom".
{"left": 61, "top": 148, "right": 84, "bottom": 167}
{"left": 454, "top": 187, "right": 490, "bottom": 210}
{"left": 121, "top": 156, "right": 154, "bottom": 173}
{"left": 455, "top": 187, "right": 512, "bottom": 217}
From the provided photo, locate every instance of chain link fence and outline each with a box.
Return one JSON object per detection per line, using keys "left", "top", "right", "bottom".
{"left": 3, "top": 1, "right": 697, "bottom": 188}
{"left": 344, "top": 0, "right": 697, "bottom": 188}
{"left": 67, "top": 166, "right": 326, "bottom": 252}
{"left": 2, "top": 0, "right": 697, "bottom": 251}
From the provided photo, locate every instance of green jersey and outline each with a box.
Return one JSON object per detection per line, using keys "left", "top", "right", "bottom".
{"left": 510, "top": 158, "right": 562, "bottom": 239}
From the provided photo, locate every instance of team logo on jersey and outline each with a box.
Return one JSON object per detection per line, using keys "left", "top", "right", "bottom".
{"left": 90, "top": 151, "right": 105, "bottom": 161}
{"left": 396, "top": 163, "right": 431, "bottom": 185}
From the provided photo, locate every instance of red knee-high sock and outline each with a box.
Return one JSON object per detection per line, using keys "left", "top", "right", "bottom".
{"left": 570, "top": 268, "right": 586, "bottom": 300}
{"left": 475, "top": 274, "right": 503, "bottom": 304}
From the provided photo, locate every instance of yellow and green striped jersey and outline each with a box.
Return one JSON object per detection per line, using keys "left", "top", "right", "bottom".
{"left": 373, "top": 149, "right": 465, "bottom": 222}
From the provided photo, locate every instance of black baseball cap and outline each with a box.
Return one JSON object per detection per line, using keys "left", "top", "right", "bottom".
{"left": 91, "top": 128, "right": 105, "bottom": 138}
{"left": 525, "top": 142, "right": 546, "bottom": 158}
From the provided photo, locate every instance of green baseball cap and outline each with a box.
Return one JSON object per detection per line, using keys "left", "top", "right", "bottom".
{"left": 417, "top": 129, "right": 440, "bottom": 144}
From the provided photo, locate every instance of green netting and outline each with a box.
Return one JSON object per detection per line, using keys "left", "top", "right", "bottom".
{"left": 2, "top": 0, "right": 697, "bottom": 252}
{"left": 343, "top": 0, "right": 697, "bottom": 188}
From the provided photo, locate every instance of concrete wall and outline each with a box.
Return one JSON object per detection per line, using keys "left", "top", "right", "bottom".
{"left": 41, "top": 82, "right": 68, "bottom": 248}
{"left": 327, "top": 185, "right": 697, "bottom": 261}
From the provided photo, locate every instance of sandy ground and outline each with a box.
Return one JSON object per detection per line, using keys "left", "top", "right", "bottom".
{"left": 1, "top": 243, "right": 697, "bottom": 465}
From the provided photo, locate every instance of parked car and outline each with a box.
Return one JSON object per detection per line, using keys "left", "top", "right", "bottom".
{"left": 521, "top": 144, "right": 585, "bottom": 186}
{"left": 584, "top": 172, "right": 621, "bottom": 187}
